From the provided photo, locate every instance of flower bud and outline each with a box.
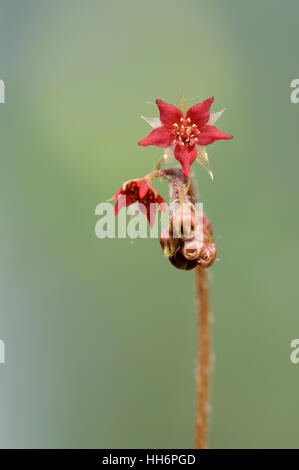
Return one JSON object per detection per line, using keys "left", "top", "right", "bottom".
{"left": 198, "top": 243, "right": 217, "bottom": 268}
{"left": 169, "top": 245, "right": 198, "bottom": 271}
{"left": 160, "top": 227, "right": 181, "bottom": 258}
{"left": 170, "top": 203, "right": 196, "bottom": 240}
{"left": 202, "top": 214, "right": 213, "bottom": 235}
{"left": 181, "top": 238, "right": 203, "bottom": 260}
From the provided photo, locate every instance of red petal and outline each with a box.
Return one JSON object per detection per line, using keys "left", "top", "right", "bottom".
{"left": 156, "top": 99, "right": 183, "bottom": 126}
{"left": 138, "top": 126, "right": 173, "bottom": 148}
{"left": 196, "top": 125, "right": 233, "bottom": 146}
{"left": 113, "top": 189, "right": 122, "bottom": 201}
{"left": 186, "top": 97, "right": 214, "bottom": 127}
{"left": 145, "top": 203, "right": 158, "bottom": 228}
{"left": 174, "top": 144, "right": 198, "bottom": 177}
{"left": 114, "top": 194, "right": 134, "bottom": 216}
{"left": 139, "top": 200, "right": 163, "bottom": 227}
{"left": 113, "top": 184, "right": 129, "bottom": 201}
{"left": 138, "top": 179, "right": 150, "bottom": 199}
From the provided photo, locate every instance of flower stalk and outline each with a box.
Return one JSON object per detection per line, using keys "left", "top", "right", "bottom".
{"left": 195, "top": 264, "right": 212, "bottom": 449}
{"left": 186, "top": 173, "right": 212, "bottom": 449}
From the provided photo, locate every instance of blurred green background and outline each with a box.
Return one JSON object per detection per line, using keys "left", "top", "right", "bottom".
{"left": 0, "top": 0, "right": 298, "bottom": 449}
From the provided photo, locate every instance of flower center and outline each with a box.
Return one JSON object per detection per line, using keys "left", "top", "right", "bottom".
{"left": 128, "top": 182, "right": 155, "bottom": 205}
{"left": 142, "top": 191, "right": 155, "bottom": 204}
{"left": 172, "top": 117, "right": 200, "bottom": 147}
{"left": 128, "top": 182, "right": 139, "bottom": 202}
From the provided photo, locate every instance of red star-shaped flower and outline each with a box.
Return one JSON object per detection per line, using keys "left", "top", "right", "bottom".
{"left": 138, "top": 97, "right": 233, "bottom": 177}
{"left": 114, "top": 178, "right": 166, "bottom": 227}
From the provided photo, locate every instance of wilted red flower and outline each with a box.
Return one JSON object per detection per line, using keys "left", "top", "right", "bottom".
{"left": 138, "top": 98, "right": 233, "bottom": 177}
{"left": 114, "top": 178, "right": 166, "bottom": 227}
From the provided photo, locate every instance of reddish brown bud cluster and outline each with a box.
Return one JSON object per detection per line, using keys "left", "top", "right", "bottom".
{"left": 160, "top": 208, "right": 217, "bottom": 271}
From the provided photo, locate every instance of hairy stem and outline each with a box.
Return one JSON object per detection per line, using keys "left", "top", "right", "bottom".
{"left": 195, "top": 266, "right": 212, "bottom": 449}
{"left": 187, "top": 171, "right": 212, "bottom": 449}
